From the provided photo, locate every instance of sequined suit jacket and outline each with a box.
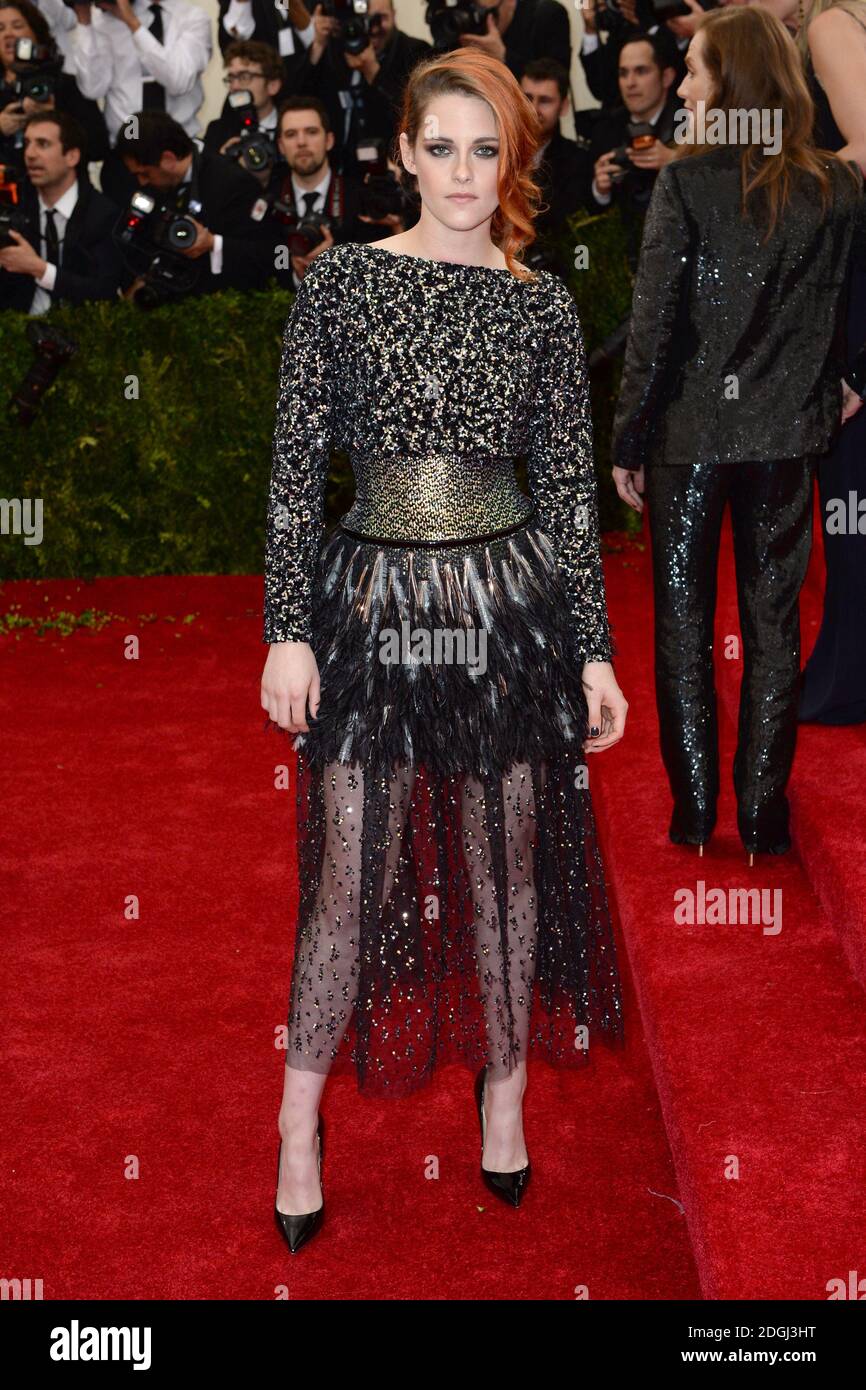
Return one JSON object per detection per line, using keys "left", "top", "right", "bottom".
{"left": 611, "top": 147, "right": 866, "bottom": 470}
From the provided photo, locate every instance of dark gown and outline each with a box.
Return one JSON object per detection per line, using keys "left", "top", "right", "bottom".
{"left": 799, "top": 39, "right": 866, "bottom": 725}
{"left": 262, "top": 241, "right": 624, "bottom": 1099}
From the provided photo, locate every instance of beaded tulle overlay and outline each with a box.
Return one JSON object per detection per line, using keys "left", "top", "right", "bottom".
{"left": 263, "top": 242, "right": 625, "bottom": 1098}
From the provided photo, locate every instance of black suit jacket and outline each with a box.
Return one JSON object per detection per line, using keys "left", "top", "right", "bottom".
{"left": 612, "top": 149, "right": 866, "bottom": 470}
{"left": 535, "top": 128, "right": 593, "bottom": 233}
{"left": 293, "top": 29, "right": 429, "bottom": 176}
{"left": 255, "top": 169, "right": 386, "bottom": 290}
{"left": 503, "top": 0, "right": 571, "bottom": 82}
{"left": 155, "top": 147, "right": 279, "bottom": 295}
{"left": 589, "top": 95, "right": 680, "bottom": 212}
{"left": 0, "top": 177, "right": 124, "bottom": 312}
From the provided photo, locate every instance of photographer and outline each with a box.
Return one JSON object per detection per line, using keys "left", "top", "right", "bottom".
{"left": 117, "top": 109, "right": 276, "bottom": 299}
{"left": 589, "top": 29, "right": 680, "bottom": 265}
{"left": 204, "top": 39, "right": 284, "bottom": 172}
{"left": 0, "top": 1, "right": 109, "bottom": 170}
{"left": 260, "top": 94, "right": 409, "bottom": 290}
{"left": 456, "top": 0, "right": 571, "bottom": 81}
{"left": 580, "top": 0, "right": 689, "bottom": 110}
{"left": 66, "top": 0, "right": 212, "bottom": 206}
{"left": 520, "top": 56, "right": 593, "bottom": 273}
{"left": 0, "top": 109, "right": 124, "bottom": 311}
{"left": 218, "top": 0, "right": 314, "bottom": 91}
{"left": 293, "top": 0, "right": 427, "bottom": 177}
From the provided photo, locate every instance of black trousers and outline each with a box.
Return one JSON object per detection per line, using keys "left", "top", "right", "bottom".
{"left": 645, "top": 456, "right": 817, "bottom": 851}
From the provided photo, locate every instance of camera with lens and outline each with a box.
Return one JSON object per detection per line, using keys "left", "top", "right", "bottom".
{"left": 608, "top": 121, "right": 656, "bottom": 182}
{"left": 10, "top": 318, "right": 78, "bottom": 427}
{"left": 0, "top": 163, "right": 26, "bottom": 248}
{"left": 9, "top": 37, "right": 62, "bottom": 104}
{"left": 223, "top": 90, "right": 278, "bottom": 177}
{"left": 594, "top": 0, "right": 628, "bottom": 36}
{"left": 425, "top": 0, "right": 495, "bottom": 52}
{"left": 265, "top": 195, "right": 336, "bottom": 258}
{"left": 321, "top": 0, "right": 383, "bottom": 56}
{"left": 355, "top": 138, "right": 407, "bottom": 221}
{"left": 113, "top": 188, "right": 201, "bottom": 307}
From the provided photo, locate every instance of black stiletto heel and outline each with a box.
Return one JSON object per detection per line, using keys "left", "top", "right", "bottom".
{"left": 474, "top": 1065, "right": 531, "bottom": 1208}
{"left": 669, "top": 807, "right": 714, "bottom": 854}
{"left": 743, "top": 839, "right": 791, "bottom": 867}
{"left": 274, "top": 1114, "right": 325, "bottom": 1253}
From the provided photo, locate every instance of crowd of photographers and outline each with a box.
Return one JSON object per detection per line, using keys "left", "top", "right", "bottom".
{"left": 0, "top": 0, "right": 702, "bottom": 312}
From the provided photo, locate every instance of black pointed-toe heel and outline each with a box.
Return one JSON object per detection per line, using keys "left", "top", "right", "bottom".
{"left": 274, "top": 1114, "right": 325, "bottom": 1254}
{"left": 474, "top": 1065, "right": 531, "bottom": 1208}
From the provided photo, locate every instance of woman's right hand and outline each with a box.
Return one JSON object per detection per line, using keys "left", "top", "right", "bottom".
{"left": 841, "top": 378, "right": 864, "bottom": 424}
{"left": 261, "top": 641, "right": 320, "bottom": 733}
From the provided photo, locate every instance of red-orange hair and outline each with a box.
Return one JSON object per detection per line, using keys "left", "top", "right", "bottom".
{"left": 393, "top": 47, "right": 546, "bottom": 281}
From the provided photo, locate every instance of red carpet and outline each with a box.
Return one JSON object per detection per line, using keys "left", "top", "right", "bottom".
{"left": 3, "top": 492, "right": 864, "bottom": 1298}
{"left": 592, "top": 494, "right": 866, "bottom": 1299}
{"left": 1, "top": 574, "right": 697, "bottom": 1300}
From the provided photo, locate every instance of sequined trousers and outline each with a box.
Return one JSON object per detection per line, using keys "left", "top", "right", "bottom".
{"left": 277, "top": 479, "right": 625, "bottom": 1098}
{"left": 645, "top": 456, "right": 817, "bottom": 852}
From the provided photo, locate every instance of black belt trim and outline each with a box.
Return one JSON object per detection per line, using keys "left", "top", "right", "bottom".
{"left": 337, "top": 506, "right": 537, "bottom": 550}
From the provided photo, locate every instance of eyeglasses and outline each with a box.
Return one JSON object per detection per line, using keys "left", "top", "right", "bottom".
{"left": 222, "top": 71, "right": 267, "bottom": 85}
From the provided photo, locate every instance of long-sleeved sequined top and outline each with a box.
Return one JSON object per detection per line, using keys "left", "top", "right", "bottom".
{"left": 264, "top": 240, "right": 612, "bottom": 664}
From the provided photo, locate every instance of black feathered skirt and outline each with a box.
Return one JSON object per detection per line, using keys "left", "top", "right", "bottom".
{"left": 270, "top": 514, "right": 625, "bottom": 1099}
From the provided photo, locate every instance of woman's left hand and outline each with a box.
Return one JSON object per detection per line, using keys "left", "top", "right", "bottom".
{"left": 581, "top": 661, "right": 628, "bottom": 753}
{"left": 613, "top": 464, "right": 645, "bottom": 512}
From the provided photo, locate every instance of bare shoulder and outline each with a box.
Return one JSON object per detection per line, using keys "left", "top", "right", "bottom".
{"left": 809, "top": 4, "right": 866, "bottom": 45}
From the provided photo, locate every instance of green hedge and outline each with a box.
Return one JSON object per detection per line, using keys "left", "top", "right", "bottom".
{"left": 0, "top": 213, "right": 635, "bottom": 583}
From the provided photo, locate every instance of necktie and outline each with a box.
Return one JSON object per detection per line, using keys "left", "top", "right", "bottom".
{"left": 142, "top": 4, "right": 166, "bottom": 112}
{"left": 44, "top": 207, "right": 60, "bottom": 268}
{"left": 301, "top": 192, "right": 319, "bottom": 216}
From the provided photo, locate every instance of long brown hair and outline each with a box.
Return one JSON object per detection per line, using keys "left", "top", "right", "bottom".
{"left": 676, "top": 6, "right": 858, "bottom": 238}
{"left": 393, "top": 47, "right": 545, "bottom": 281}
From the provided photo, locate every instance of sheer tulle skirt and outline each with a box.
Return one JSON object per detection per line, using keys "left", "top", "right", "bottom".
{"left": 268, "top": 522, "right": 625, "bottom": 1099}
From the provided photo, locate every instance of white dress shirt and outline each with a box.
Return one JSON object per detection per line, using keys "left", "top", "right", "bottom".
{"left": 69, "top": 0, "right": 212, "bottom": 142}
{"left": 221, "top": 0, "right": 315, "bottom": 51}
{"left": 32, "top": 0, "right": 78, "bottom": 68}
{"left": 29, "top": 178, "right": 79, "bottom": 316}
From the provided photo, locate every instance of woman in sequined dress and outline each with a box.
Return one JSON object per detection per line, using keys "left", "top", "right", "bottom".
{"left": 260, "top": 48, "right": 629, "bottom": 1251}
{"left": 612, "top": 6, "right": 866, "bottom": 858}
